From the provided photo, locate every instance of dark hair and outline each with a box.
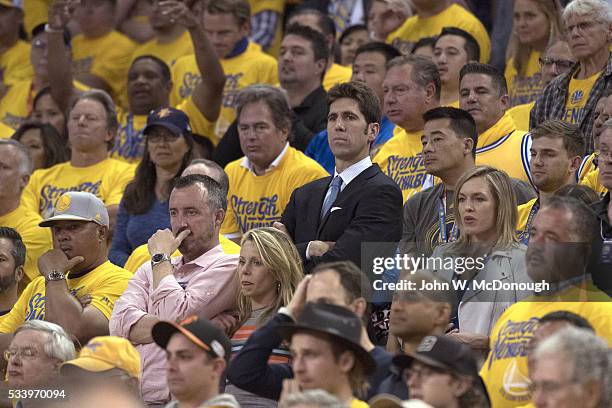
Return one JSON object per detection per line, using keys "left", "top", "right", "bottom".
{"left": 387, "top": 55, "right": 442, "bottom": 101}
{"left": 354, "top": 41, "right": 402, "bottom": 63}
{"left": 411, "top": 36, "right": 436, "bottom": 54}
{"left": 173, "top": 174, "right": 227, "bottom": 211}
{"left": 328, "top": 81, "right": 381, "bottom": 125}
{"left": 311, "top": 261, "right": 371, "bottom": 304}
{"left": 203, "top": 0, "right": 251, "bottom": 26}
{"left": 122, "top": 132, "right": 194, "bottom": 215}
{"left": 437, "top": 27, "right": 481, "bottom": 63}
{"left": 288, "top": 7, "right": 336, "bottom": 39}
{"left": 541, "top": 196, "right": 599, "bottom": 243}
{"left": 530, "top": 119, "right": 586, "bottom": 158}
{"left": 460, "top": 62, "right": 508, "bottom": 96}
{"left": 339, "top": 24, "right": 368, "bottom": 45}
{"left": 553, "top": 184, "right": 601, "bottom": 206}
{"left": 130, "top": 55, "right": 172, "bottom": 83}
{"left": 423, "top": 107, "right": 478, "bottom": 157}
{"left": 0, "top": 227, "right": 26, "bottom": 269}
{"left": 12, "top": 122, "right": 69, "bottom": 169}
{"left": 235, "top": 84, "right": 293, "bottom": 134}
{"left": 188, "top": 159, "right": 230, "bottom": 195}
{"left": 69, "top": 90, "right": 119, "bottom": 150}
{"left": 285, "top": 23, "right": 330, "bottom": 65}
{"left": 539, "top": 310, "right": 595, "bottom": 332}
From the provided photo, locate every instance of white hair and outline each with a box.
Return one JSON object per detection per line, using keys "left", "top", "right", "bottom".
{"left": 563, "top": 0, "right": 612, "bottom": 25}
{"left": 0, "top": 139, "right": 33, "bottom": 176}
{"left": 534, "top": 326, "right": 612, "bottom": 408}
{"left": 14, "top": 320, "right": 77, "bottom": 362}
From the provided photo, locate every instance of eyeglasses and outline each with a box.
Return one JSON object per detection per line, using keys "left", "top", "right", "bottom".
{"left": 147, "top": 132, "right": 182, "bottom": 143}
{"left": 4, "top": 348, "right": 38, "bottom": 361}
{"left": 539, "top": 58, "right": 575, "bottom": 70}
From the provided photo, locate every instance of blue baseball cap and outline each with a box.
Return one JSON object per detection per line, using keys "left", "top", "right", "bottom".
{"left": 143, "top": 107, "right": 191, "bottom": 136}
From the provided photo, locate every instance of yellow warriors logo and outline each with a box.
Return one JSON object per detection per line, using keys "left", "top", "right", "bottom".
{"left": 56, "top": 195, "right": 71, "bottom": 213}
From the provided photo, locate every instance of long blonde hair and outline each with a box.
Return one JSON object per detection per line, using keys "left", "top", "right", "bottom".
{"left": 448, "top": 166, "right": 518, "bottom": 255}
{"left": 507, "top": 0, "right": 564, "bottom": 77}
{"left": 237, "top": 227, "right": 304, "bottom": 325}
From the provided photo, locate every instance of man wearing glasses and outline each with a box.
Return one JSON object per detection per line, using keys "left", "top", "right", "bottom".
{"left": 531, "top": 0, "right": 612, "bottom": 154}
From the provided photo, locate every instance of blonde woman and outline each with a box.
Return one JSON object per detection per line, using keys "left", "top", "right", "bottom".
{"left": 506, "top": 0, "right": 564, "bottom": 106}
{"left": 429, "top": 166, "right": 530, "bottom": 353}
{"left": 226, "top": 227, "right": 304, "bottom": 408}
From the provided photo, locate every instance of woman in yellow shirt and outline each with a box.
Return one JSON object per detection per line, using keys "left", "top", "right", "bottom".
{"left": 505, "top": 0, "right": 564, "bottom": 106}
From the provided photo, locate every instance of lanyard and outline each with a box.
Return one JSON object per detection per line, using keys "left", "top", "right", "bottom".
{"left": 438, "top": 188, "right": 458, "bottom": 243}
{"left": 519, "top": 199, "right": 540, "bottom": 244}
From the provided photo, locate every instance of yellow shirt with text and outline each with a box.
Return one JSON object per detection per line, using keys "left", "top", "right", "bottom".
{"left": 123, "top": 235, "right": 240, "bottom": 273}
{"left": 0, "top": 206, "right": 53, "bottom": 285}
{"left": 373, "top": 129, "right": 427, "bottom": 203}
{"left": 130, "top": 31, "right": 194, "bottom": 69}
{"left": 222, "top": 146, "right": 328, "bottom": 235}
{"left": 508, "top": 101, "right": 535, "bottom": 132}
{"left": 481, "top": 288, "right": 612, "bottom": 408}
{"left": 0, "top": 261, "right": 132, "bottom": 332}
{"left": 170, "top": 42, "right": 278, "bottom": 141}
{"left": 475, "top": 112, "right": 532, "bottom": 182}
{"left": 0, "top": 40, "right": 33, "bottom": 86}
{"left": 72, "top": 31, "right": 137, "bottom": 107}
{"left": 505, "top": 51, "right": 542, "bottom": 106}
{"left": 324, "top": 63, "right": 352, "bottom": 91}
{"left": 387, "top": 3, "right": 490, "bottom": 63}
{"left": 21, "top": 158, "right": 136, "bottom": 218}
{"left": 563, "top": 71, "right": 601, "bottom": 124}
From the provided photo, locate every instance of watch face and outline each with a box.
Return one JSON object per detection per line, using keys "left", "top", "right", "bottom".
{"left": 152, "top": 254, "right": 165, "bottom": 263}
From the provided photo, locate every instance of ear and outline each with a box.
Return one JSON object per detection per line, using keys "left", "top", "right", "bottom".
{"left": 499, "top": 94, "right": 510, "bottom": 110}
{"left": 367, "top": 123, "right": 380, "bottom": 144}
{"left": 98, "top": 225, "right": 108, "bottom": 242}
{"left": 214, "top": 208, "right": 226, "bottom": 229}
{"left": 463, "top": 137, "right": 474, "bottom": 156}
{"left": 351, "top": 297, "right": 368, "bottom": 318}
{"left": 315, "top": 59, "right": 327, "bottom": 78}
{"left": 240, "top": 20, "right": 251, "bottom": 37}
{"left": 452, "top": 376, "right": 473, "bottom": 398}
{"left": 569, "top": 155, "right": 582, "bottom": 173}
{"left": 19, "top": 174, "right": 30, "bottom": 191}
{"left": 14, "top": 265, "right": 24, "bottom": 284}
{"left": 213, "top": 358, "right": 227, "bottom": 378}
{"left": 337, "top": 350, "right": 356, "bottom": 374}
{"left": 434, "top": 303, "right": 452, "bottom": 327}
{"left": 424, "top": 82, "right": 437, "bottom": 106}
{"left": 581, "top": 379, "right": 602, "bottom": 408}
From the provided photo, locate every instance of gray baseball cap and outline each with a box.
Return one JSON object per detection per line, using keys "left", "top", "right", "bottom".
{"left": 39, "top": 192, "right": 109, "bottom": 228}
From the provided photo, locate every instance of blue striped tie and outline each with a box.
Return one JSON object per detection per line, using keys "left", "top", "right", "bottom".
{"left": 320, "top": 176, "right": 343, "bottom": 220}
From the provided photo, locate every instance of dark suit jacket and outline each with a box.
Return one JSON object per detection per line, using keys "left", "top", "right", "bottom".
{"left": 281, "top": 164, "right": 403, "bottom": 272}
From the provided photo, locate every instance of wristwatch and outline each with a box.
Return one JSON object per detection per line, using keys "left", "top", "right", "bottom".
{"left": 45, "top": 270, "right": 65, "bottom": 283}
{"left": 151, "top": 253, "right": 171, "bottom": 267}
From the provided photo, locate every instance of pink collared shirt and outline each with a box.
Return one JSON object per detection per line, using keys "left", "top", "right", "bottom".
{"left": 109, "top": 244, "right": 239, "bottom": 404}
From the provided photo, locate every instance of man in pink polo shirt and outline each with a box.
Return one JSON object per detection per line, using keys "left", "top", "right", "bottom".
{"left": 109, "top": 174, "right": 239, "bottom": 405}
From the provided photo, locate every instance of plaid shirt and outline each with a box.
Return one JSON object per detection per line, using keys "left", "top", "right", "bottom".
{"left": 530, "top": 53, "right": 612, "bottom": 154}
{"left": 250, "top": 10, "right": 279, "bottom": 51}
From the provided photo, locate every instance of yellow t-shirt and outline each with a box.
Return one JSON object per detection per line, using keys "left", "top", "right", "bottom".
{"left": 481, "top": 287, "right": 612, "bottom": 408}
{"left": 0, "top": 79, "right": 89, "bottom": 129}
{"left": 0, "top": 40, "right": 33, "bottom": 86}
{"left": 72, "top": 30, "right": 137, "bottom": 107}
{"left": 130, "top": 30, "right": 194, "bottom": 69}
{"left": 508, "top": 101, "right": 535, "bottom": 132}
{"left": 0, "top": 260, "right": 132, "bottom": 332}
{"left": 0, "top": 121, "right": 13, "bottom": 138}
{"left": 563, "top": 71, "right": 601, "bottom": 124}
{"left": 110, "top": 97, "right": 215, "bottom": 163}
{"left": 323, "top": 63, "right": 352, "bottom": 91}
{"left": 475, "top": 112, "right": 532, "bottom": 182}
{"left": 373, "top": 129, "right": 427, "bottom": 203}
{"left": 505, "top": 51, "right": 543, "bottom": 106}
{"left": 580, "top": 167, "right": 608, "bottom": 196}
{"left": 123, "top": 234, "right": 240, "bottom": 273}
{"left": 350, "top": 399, "right": 368, "bottom": 408}
{"left": 387, "top": 3, "right": 490, "bottom": 63}
{"left": 222, "top": 146, "right": 328, "bottom": 235}
{"left": 516, "top": 198, "right": 538, "bottom": 243}
{"left": 21, "top": 158, "right": 136, "bottom": 218}
{"left": 170, "top": 42, "right": 279, "bottom": 141}
{"left": 0, "top": 205, "right": 53, "bottom": 285}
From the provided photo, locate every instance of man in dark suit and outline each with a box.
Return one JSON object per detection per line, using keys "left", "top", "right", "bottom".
{"left": 275, "top": 81, "right": 403, "bottom": 272}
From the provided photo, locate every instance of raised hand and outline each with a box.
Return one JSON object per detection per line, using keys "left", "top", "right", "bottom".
{"left": 156, "top": 0, "right": 199, "bottom": 29}
{"left": 48, "top": 0, "right": 79, "bottom": 30}
{"left": 38, "top": 248, "right": 84, "bottom": 278}
{"left": 147, "top": 228, "right": 191, "bottom": 256}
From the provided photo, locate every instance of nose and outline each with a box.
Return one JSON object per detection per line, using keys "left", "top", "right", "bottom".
{"left": 422, "top": 139, "right": 434, "bottom": 154}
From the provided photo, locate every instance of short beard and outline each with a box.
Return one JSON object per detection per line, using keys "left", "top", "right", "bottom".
{"left": 0, "top": 274, "right": 16, "bottom": 293}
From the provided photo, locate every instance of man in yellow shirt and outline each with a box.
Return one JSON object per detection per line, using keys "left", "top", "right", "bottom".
{"left": 47, "top": 0, "right": 225, "bottom": 163}
{"left": 171, "top": 0, "right": 278, "bottom": 142}
{"left": 373, "top": 55, "right": 441, "bottom": 202}
{"left": 517, "top": 120, "right": 584, "bottom": 244}
{"left": 0, "top": 0, "right": 33, "bottom": 86}
{"left": 481, "top": 197, "right": 612, "bottom": 408}
{"left": 20, "top": 90, "right": 136, "bottom": 229}
{"left": 387, "top": 0, "right": 490, "bottom": 63}
{"left": 222, "top": 85, "right": 327, "bottom": 241}
{"left": 459, "top": 62, "right": 532, "bottom": 183}
{"left": 72, "top": 0, "right": 137, "bottom": 106}
{"left": 0, "top": 191, "right": 132, "bottom": 352}
{"left": 0, "top": 140, "right": 52, "bottom": 285}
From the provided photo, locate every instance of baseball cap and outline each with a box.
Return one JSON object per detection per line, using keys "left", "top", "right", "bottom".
{"left": 152, "top": 315, "right": 232, "bottom": 363}
{"left": 39, "top": 192, "right": 109, "bottom": 227}
{"left": 0, "top": 0, "right": 22, "bottom": 9}
{"left": 143, "top": 107, "right": 191, "bottom": 136}
{"left": 60, "top": 336, "right": 141, "bottom": 379}
{"left": 392, "top": 335, "right": 479, "bottom": 379}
